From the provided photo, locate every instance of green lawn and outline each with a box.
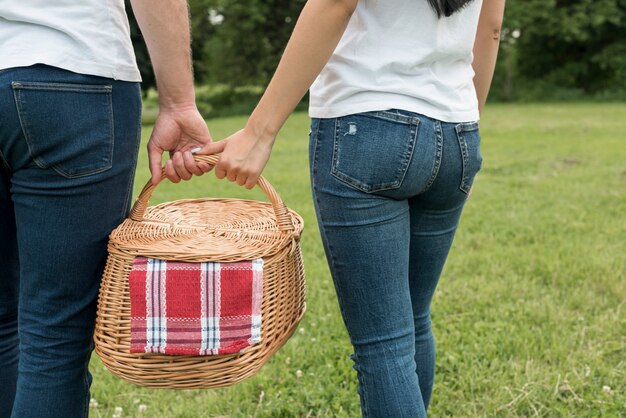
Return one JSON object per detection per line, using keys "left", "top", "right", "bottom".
{"left": 90, "top": 103, "right": 625, "bottom": 417}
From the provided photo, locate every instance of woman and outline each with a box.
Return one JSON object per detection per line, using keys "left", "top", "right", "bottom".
{"left": 189, "top": 0, "right": 505, "bottom": 415}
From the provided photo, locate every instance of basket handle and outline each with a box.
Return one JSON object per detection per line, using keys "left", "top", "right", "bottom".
{"left": 129, "top": 154, "right": 294, "bottom": 232}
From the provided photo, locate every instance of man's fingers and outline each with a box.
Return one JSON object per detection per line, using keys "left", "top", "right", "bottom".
{"left": 148, "top": 143, "right": 164, "bottom": 185}
{"left": 164, "top": 159, "right": 181, "bottom": 183}
{"left": 171, "top": 152, "right": 193, "bottom": 181}
{"left": 182, "top": 151, "right": 204, "bottom": 176}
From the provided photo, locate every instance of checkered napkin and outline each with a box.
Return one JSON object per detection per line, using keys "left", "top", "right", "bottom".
{"left": 129, "top": 257, "right": 263, "bottom": 355}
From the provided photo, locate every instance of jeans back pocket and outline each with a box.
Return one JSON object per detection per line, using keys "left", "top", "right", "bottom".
{"left": 12, "top": 81, "right": 114, "bottom": 178}
{"left": 455, "top": 121, "right": 482, "bottom": 194}
{"left": 331, "top": 111, "right": 419, "bottom": 193}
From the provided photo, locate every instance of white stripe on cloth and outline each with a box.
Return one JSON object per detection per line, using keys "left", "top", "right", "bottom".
{"left": 201, "top": 261, "right": 221, "bottom": 355}
{"left": 251, "top": 259, "right": 264, "bottom": 343}
{"left": 145, "top": 258, "right": 168, "bottom": 353}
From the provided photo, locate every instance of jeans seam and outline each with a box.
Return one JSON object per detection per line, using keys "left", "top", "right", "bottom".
{"left": 12, "top": 88, "right": 47, "bottom": 171}
{"left": 11, "top": 81, "right": 112, "bottom": 93}
{"left": 417, "top": 120, "right": 443, "bottom": 195}
{"left": 50, "top": 164, "right": 113, "bottom": 179}
{"left": 81, "top": 364, "right": 89, "bottom": 418}
{"left": 359, "top": 110, "right": 419, "bottom": 125}
{"left": 354, "top": 351, "right": 370, "bottom": 418}
{"left": 312, "top": 118, "right": 321, "bottom": 144}
{"left": 0, "top": 148, "right": 10, "bottom": 172}
{"left": 398, "top": 120, "right": 418, "bottom": 188}
{"left": 120, "top": 104, "right": 142, "bottom": 220}
{"left": 456, "top": 121, "right": 479, "bottom": 132}
{"left": 456, "top": 128, "right": 470, "bottom": 193}
{"left": 80, "top": 337, "right": 96, "bottom": 418}
{"left": 331, "top": 118, "right": 340, "bottom": 183}
{"left": 309, "top": 120, "right": 321, "bottom": 193}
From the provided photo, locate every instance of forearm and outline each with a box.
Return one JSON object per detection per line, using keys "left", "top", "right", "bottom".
{"left": 130, "top": 0, "right": 195, "bottom": 109}
{"left": 472, "top": 0, "right": 505, "bottom": 114}
{"left": 246, "top": 0, "right": 358, "bottom": 140}
{"left": 131, "top": 0, "right": 214, "bottom": 183}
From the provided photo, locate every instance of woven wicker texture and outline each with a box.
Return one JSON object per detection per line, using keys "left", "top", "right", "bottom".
{"left": 94, "top": 155, "right": 305, "bottom": 388}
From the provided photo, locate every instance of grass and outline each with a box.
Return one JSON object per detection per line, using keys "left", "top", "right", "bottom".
{"left": 89, "top": 103, "right": 625, "bottom": 417}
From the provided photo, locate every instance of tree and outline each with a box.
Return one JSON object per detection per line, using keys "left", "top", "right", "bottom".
{"left": 125, "top": 0, "right": 155, "bottom": 94}
{"left": 129, "top": 0, "right": 626, "bottom": 101}
{"left": 493, "top": 0, "right": 626, "bottom": 100}
{"left": 198, "top": 0, "right": 306, "bottom": 86}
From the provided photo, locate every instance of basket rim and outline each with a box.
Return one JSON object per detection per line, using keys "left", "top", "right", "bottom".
{"left": 107, "top": 197, "right": 304, "bottom": 263}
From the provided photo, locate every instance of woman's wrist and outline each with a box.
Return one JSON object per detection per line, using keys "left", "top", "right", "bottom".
{"left": 245, "top": 113, "right": 281, "bottom": 144}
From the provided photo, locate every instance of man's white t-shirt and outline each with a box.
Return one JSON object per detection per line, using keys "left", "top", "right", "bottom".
{"left": 309, "top": 0, "right": 483, "bottom": 122}
{"left": 0, "top": 0, "right": 141, "bottom": 82}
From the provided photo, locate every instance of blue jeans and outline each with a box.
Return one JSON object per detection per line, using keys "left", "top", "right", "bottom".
{"left": 0, "top": 65, "right": 141, "bottom": 418}
{"left": 309, "top": 110, "right": 482, "bottom": 417}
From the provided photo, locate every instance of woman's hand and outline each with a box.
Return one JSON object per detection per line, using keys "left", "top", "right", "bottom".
{"left": 198, "top": 125, "right": 276, "bottom": 189}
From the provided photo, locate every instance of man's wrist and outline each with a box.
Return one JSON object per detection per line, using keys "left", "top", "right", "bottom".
{"left": 155, "top": 80, "right": 197, "bottom": 112}
{"left": 158, "top": 99, "right": 198, "bottom": 113}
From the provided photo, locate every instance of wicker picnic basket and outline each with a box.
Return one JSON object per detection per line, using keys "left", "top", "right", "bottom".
{"left": 94, "top": 154, "right": 305, "bottom": 388}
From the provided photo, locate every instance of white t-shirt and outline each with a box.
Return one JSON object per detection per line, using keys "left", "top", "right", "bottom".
{"left": 0, "top": 0, "right": 141, "bottom": 82}
{"left": 309, "top": 0, "right": 483, "bottom": 122}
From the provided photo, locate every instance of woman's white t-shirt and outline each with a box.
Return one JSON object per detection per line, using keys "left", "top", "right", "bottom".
{"left": 309, "top": 0, "right": 483, "bottom": 122}
{"left": 0, "top": 0, "right": 141, "bottom": 82}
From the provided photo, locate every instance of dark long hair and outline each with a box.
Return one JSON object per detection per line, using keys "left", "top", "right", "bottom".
{"left": 427, "top": 0, "right": 475, "bottom": 17}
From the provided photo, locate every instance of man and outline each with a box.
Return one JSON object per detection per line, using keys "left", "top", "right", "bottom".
{"left": 0, "top": 1, "right": 211, "bottom": 416}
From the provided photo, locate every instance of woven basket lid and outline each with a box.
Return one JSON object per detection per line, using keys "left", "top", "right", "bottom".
{"left": 108, "top": 155, "right": 303, "bottom": 263}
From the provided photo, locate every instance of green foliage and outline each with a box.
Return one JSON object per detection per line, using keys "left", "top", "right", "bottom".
{"left": 492, "top": 0, "right": 626, "bottom": 101}
{"left": 192, "top": 84, "right": 307, "bottom": 120}
{"left": 126, "top": 0, "right": 305, "bottom": 101}
{"left": 90, "top": 103, "right": 626, "bottom": 417}
{"left": 194, "top": 84, "right": 263, "bottom": 118}
{"left": 125, "top": 0, "right": 155, "bottom": 94}
{"left": 188, "top": 0, "right": 219, "bottom": 85}
{"left": 127, "top": 0, "right": 626, "bottom": 103}
{"left": 199, "top": 0, "right": 306, "bottom": 87}
{"left": 517, "top": 0, "right": 625, "bottom": 93}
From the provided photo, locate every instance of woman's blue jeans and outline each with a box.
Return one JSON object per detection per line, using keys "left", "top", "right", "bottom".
{"left": 309, "top": 110, "right": 482, "bottom": 417}
{"left": 0, "top": 65, "right": 141, "bottom": 418}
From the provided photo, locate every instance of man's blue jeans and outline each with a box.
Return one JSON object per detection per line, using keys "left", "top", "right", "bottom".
{"left": 0, "top": 65, "right": 141, "bottom": 418}
{"left": 309, "top": 110, "right": 482, "bottom": 417}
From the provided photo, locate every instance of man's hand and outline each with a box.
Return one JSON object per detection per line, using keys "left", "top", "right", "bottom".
{"left": 147, "top": 106, "right": 215, "bottom": 184}
{"left": 131, "top": 0, "right": 213, "bottom": 184}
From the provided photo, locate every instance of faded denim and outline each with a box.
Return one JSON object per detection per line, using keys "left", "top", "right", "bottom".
{"left": 309, "top": 109, "right": 482, "bottom": 417}
{"left": 0, "top": 65, "right": 141, "bottom": 418}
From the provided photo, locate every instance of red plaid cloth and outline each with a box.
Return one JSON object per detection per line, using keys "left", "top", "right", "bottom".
{"left": 129, "top": 257, "right": 263, "bottom": 355}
